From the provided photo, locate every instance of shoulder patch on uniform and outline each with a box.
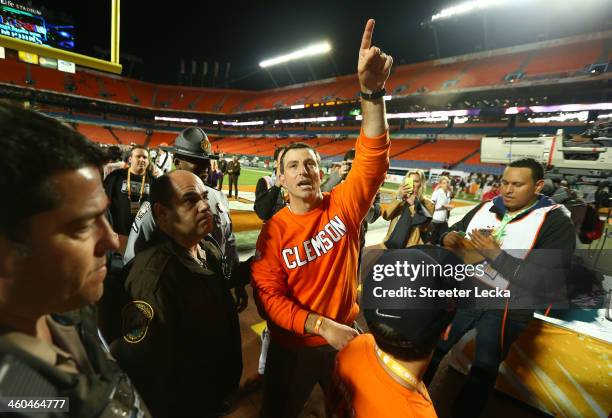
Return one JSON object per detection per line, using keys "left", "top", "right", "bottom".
{"left": 121, "top": 301, "right": 154, "bottom": 344}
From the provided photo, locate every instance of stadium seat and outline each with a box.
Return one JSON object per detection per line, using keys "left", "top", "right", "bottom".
{"left": 456, "top": 52, "right": 528, "bottom": 88}
{"left": 147, "top": 131, "right": 180, "bottom": 147}
{"left": 393, "top": 139, "right": 480, "bottom": 165}
{"left": 523, "top": 39, "right": 604, "bottom": 76}
{"left": 0, "top": 56, "right": 27, "bottom": 86}
{"left": 77, "top": 124, "right": 121, "bottom": 145}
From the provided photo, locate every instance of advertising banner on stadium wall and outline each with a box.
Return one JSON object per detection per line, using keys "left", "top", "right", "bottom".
{"left": 0, "top": 46, "right": 4, "bottom": 59}
{"left": 39, "top": 56, "right": 57, "bottom": 69}
{"left": 57, "top": 59, "right": 75, "bottom": 73}
{"left": 17, "top": 50, "right": 38, "bottom": 64}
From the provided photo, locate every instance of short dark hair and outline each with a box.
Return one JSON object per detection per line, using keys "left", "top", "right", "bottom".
{"left": 507, "top": 158, "right": 544, "bottom": 183}
{"left": 279, "top": 142, "right": 321, "bottom": 174}
{"left": 130, "top": 145, "right": 149, "bottom": 157}
{"left": 368, "top": 321, "right": 439, "bottom": 362}
{"left": 343, "top": 149, "right": 355, "bottom": 161}
{"left": 273, "top": 146, "right": 286, "bottom": 161}
{"left": 0, "top": 103, "right": 106, "bottom": 240}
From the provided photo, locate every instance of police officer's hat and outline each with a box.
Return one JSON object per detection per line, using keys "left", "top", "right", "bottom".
{"left": 160, "top": 127, "right": 218, "bottom": 160}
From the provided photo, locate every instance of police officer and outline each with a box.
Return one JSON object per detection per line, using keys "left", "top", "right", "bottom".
{"left": 0, "top": 103, "right": 149, "bottom": 417}
{"left": 110, "top": 171, "right": 243, "bottom": 417}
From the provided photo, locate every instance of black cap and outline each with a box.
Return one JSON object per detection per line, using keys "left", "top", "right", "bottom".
{"left": 363, "top": 245, "right": 461, "bottom": 346}
{"left": 160, "top": 127, "right": 218, "bottom": 160}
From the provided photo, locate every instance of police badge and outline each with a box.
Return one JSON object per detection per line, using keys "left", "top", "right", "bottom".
{"left": 121, "top": 301, "right": 154, "bottom": 343}
{"left": 201, "top": 138, "right": 211, "bottom": 154}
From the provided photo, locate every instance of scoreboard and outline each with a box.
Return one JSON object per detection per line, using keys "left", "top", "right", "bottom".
{"left": 0, "top": 0, "right": 120, "bottom": 74}
{"left": 0, "top": 1, "right": 75, "bottom": 50}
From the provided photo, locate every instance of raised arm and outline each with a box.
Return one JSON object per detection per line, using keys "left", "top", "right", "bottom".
{"left": 333, "top": 19, "right": 393, "bottom": 229}
{"left": 358, "top": 19, "right": 393, "bottom": 138}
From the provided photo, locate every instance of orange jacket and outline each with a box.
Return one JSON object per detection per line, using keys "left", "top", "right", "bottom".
{"left": 251, "top": 130, "right": 389, "bottom": 347}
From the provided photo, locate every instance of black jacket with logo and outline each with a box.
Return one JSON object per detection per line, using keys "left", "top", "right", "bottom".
{"left": 109, "top": 234, "right": 242, "bottom": 417}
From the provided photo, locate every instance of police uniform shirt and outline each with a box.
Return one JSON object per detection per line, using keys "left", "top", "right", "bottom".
{"left": 111, "top": 237, "right": 242, "bottom": 417}
{"left": 0, "top": 308, "right": 151, "bottom": 418}
{"left": 1, "top": 316, "right": 94, "bottom": 375}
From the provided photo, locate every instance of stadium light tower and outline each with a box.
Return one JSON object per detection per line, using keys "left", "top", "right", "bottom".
{"left": 424, "top": 0, "right": 507, "bottom": 57}
{"left": 430, "top": 0, "right": 505, "bottom": 22}
{"left": 259, "top": 41, "right": 332, "bottom": 68}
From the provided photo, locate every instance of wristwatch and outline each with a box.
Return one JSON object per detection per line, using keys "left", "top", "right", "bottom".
{"left": 360, "top": 88, "right": 386, "bottom": 101}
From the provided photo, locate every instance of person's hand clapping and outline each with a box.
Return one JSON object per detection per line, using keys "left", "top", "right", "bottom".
{"left": 442, "top": 231, "right": 463, "bottom": 248}
{"left": 468, "top": 229, "right": 502, "bottom": 261}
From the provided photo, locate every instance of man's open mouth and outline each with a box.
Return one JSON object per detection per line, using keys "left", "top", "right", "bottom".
{"left": 297, "top": 180, "right": 313, "bottom": 189}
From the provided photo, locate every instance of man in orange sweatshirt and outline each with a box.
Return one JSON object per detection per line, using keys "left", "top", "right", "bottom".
{"left": 251, "top": 18, "right": 393, "bottom": 418}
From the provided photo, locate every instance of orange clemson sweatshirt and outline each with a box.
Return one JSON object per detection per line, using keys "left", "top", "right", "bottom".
{"left": 251, "top": 130, "right": 390, "bottom": 347}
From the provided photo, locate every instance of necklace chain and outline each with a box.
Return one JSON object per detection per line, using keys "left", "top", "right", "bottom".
{"left": 127, "top": 169, "right": 147, "bottom": 202}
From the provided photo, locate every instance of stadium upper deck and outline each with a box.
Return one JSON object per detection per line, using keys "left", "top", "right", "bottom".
{"left": 0, "top": 30, "right": 610, "bottom": 115}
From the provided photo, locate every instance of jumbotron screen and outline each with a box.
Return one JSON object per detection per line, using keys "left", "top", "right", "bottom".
{"left": 0, "top": 1, "right": 75, "bottom": 50}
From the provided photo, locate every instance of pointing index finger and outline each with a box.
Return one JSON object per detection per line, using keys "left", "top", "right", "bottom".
{"left": 360, "top": 19, "right": 375, "bottom": 50}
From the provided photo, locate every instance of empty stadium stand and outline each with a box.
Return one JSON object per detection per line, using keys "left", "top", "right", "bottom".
{"left": 148, "top": 131, "right": 181, "bottom": 147}
{"left": 392, "top": 139, "right": 480, "bottom": 166}
{"left": 77, "top": 124, "right": 121, "bottom": 145}
{"left": 1, "top": 27, "right": 606, "bottom": 179}
{"left": 2, "top": 30, "right": 608, "bottom": 114}
{"left": 455, "top": 52, "right": 528, "bottom": 89}
{"left": 110, "top": 128, "right": 149, "bottom": 145}
{"left": 68, "top": 119, "right": 511, "bottom": 175}
{"left": 522, "top": 38, "right": 604, "bottom": 77}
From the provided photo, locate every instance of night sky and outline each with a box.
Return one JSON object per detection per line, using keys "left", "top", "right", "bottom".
{"left": 38, "top": 0, "right": 611, "bottom": 90}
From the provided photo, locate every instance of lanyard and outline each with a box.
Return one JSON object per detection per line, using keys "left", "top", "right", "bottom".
{"left": 493, "top": 200, "right": 537, "bottom": 243}
{"left": 127, "top": 169, "right": 147, "bottom": 203}
{"left": 375, "top": 345, "right": 419, "bottom": 388}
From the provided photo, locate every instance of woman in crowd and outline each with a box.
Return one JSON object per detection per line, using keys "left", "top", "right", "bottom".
{"left": 380, "top": 169, "right": 434, "bottom": 248}
{"left": 430, "top": 175, "right": 453, "bottom": 244}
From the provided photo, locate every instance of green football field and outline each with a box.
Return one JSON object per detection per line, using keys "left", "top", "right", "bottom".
{"left": 235, "top": 167, "right": 272, "bottom": 186}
